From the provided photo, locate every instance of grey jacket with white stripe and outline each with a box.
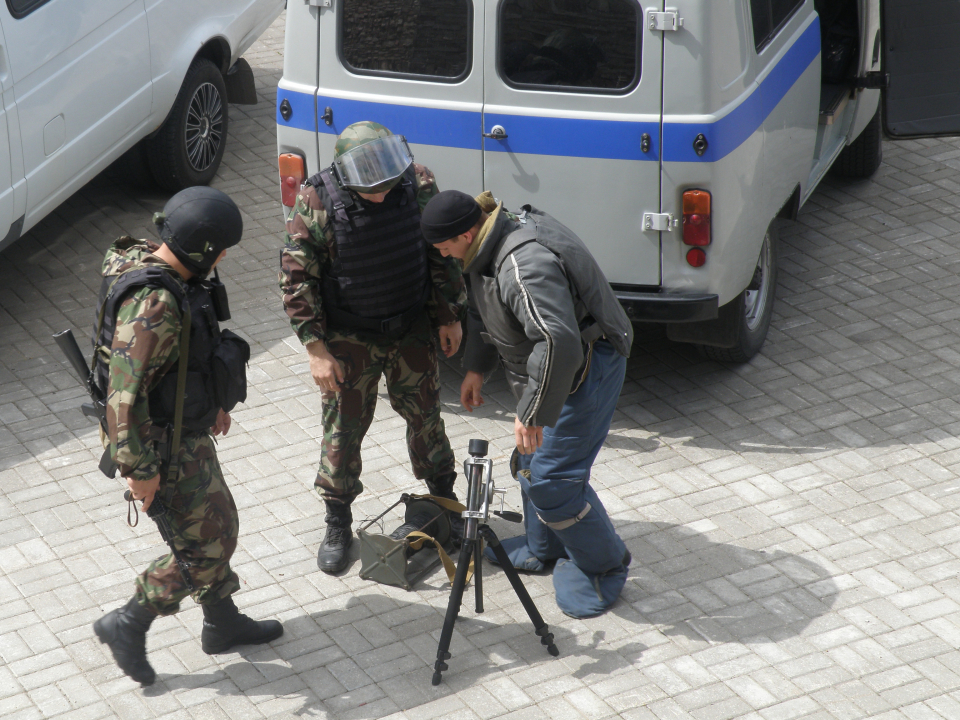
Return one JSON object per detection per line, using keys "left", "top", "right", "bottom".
{"left": 462, "top": 204, "right": 633, "bottom": 427}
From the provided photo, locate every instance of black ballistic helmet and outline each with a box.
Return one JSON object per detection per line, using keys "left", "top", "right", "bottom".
{"left": 153, "top": 186, "right": 243, "bottom": 276}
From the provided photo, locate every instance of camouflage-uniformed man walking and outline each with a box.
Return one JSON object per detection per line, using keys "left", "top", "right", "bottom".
{"left": 92, "top": 188, "right": 282, "bottom": 686}
{"left": 280, "top": 121, "right": 467, "bottom": 573}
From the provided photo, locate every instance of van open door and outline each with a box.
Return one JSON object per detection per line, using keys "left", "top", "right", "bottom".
{"left": 480, "top": 0, "right": 662, "bottom": 289}
{"left": 882, "top": 0, "right": 960, "bottom": 137}
{"left": 0, "top": 16, "right": 17, "bottom": 254}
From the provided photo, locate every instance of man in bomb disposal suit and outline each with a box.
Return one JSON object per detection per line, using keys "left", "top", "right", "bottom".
{"left": 279, "top": 121, "right": 468, "bottom": 574}
{"left": 92, "top": 188, "right": 282, "bottom": 686}
{"left": 421, "top": 190, "right": 634, "bottom": 618}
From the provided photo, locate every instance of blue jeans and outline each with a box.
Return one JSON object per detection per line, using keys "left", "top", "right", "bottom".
{"left": 516, "top": 340, "right": 627, "bottom": 574}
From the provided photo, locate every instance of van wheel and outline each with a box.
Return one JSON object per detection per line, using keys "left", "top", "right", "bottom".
{"left": 146, "top": 58, "right": 228, "bottom": 191}
{"left": 698, "top": 223, "right": 778, "bottom": 363}
{"left": 831, "top": 105, "right": 882, "bottom": 179}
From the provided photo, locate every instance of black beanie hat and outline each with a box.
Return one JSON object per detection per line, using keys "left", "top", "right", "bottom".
{"left": 153, "top": 186, "right": 243, "bottom": 276}
{"left": 420, "top": 190, "right": 482, "bottom": 244}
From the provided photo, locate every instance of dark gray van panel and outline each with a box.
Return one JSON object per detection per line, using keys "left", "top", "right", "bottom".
{"left": 882, "top": 0, "right": 960, "bottom": 137}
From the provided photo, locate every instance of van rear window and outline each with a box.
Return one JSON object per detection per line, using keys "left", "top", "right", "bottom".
{"left": 498, "top": 0, "right": 640, "bottom": 94}
{"left": 339, "top": 0, "right": 472, "bottom": 82}
{"left": 6, "top": 0, "right": 52, "bottom": 19}
{"left": 751, "top": 0, "right": 805, "bottom": 52}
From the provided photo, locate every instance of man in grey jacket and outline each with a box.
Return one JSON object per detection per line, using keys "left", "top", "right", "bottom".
{"left": 421, "top": 189, "right": 634, "bottom": 618}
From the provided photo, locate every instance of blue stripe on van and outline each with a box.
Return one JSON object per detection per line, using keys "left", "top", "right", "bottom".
{"left": 277, "top": 16, "right": 820, "bottom": 164}
{"left": 661, "top": 17, "right": 821, "bottom": 163}
{"left": 277, "top": 86, "right": 317, "bottom": 132}
{"left": 482, "top": 112, "right": 660, "bottom": 161}
{"left": 318, "top": 96, "right": 482, "bottom": 150}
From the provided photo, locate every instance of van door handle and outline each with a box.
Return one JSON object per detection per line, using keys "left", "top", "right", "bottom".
{"left": 483, "top": 125, "right": 508, "bottom": 140}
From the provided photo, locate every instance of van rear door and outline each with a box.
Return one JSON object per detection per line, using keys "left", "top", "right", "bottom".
{"left": 480, "top": 0, "right": 662, "bottom": 287}
{"left": 312, "top": 0, "right": 483, "bottom": 193}
{"left": 881, "top": 0, "right": 960, "bottom": 137}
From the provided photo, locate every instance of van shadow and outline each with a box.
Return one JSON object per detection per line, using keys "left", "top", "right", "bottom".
{"left": 610, "top": 317, "right": 960, "bottom": 459}
{"left": 618, "top": 521, "right": 837, "bottom": 644}
{"left": 142, "top": 520, "right": 836, "bottom": 717}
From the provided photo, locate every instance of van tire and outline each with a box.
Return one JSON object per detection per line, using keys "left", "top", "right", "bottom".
{"left": 698, "top": 223, "right": 778, "bottom": 363}
{"left": 146, "top": 58, "right": 228, "bottom": 192}
{"left": 831, "top": 105, "right": 882, "bottom": 179}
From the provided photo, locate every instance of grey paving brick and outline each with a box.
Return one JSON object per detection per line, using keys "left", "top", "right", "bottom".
{"left": 5, "top": 10, "right": 960, "bottom": 720}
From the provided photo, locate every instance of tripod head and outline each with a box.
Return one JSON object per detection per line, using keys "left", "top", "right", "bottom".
{"left": 461, "top": 440, "right": 494, "bottom": 540}
{"left": 461, "top": 440, "right": 521, "bottom": 541}
{"left": 468, "top": 439, "right": 489, "bottom": 458}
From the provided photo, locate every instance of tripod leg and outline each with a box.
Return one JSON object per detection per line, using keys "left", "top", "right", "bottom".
{"left": 481, "top": 526, "right": 559, "bottom": 657}
{"left": 474, "top": 538, "right": 483, "bottom": 613}
{"left": 433, "top": 538, "right": 475, "bottom": 685}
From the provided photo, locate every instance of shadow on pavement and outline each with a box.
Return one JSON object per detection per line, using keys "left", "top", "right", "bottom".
{"left": 134, "top": 517, "right": 835, "bottom": 717}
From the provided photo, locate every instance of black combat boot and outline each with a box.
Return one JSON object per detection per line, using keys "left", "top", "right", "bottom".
{"left": 317, "top": 501, "right": 353, "bottom": 574}
{"left": 93, "top": 596, "right": 157, "bottom": 686}
{"left": 200, "top": 596, "right": 284, "bottom": 654}
{"left": 426, "top": 472, "right": 464, "bottom": 544}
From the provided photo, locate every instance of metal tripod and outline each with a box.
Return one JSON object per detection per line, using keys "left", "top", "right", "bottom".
{"left": 432, "top": 439, "right": 559, "bottom": 685}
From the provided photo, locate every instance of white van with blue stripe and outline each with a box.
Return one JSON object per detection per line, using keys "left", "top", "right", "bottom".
{"left": 276, "top": 0, "right": 959, "bottom": 361}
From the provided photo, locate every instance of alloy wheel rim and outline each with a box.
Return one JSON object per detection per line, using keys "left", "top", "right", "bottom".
{"left": 185, "top": 82, "right": 224, "bottom": 172}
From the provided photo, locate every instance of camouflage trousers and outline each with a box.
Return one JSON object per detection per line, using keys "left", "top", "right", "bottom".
{"left": 316, "top": 312, "right": 456, "bottom": 505}
{"left": 134, "top": 431, "right": 240, "bottom": 615}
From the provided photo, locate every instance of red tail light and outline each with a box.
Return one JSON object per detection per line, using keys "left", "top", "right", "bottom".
{"left": 682, "top": 189, "right": 711, "bottom": 247}
{"left": 279, "top": 153, "right": 306, "bottom": 208}
{"left": 686, "top": 248, "right": 706, "bottom": 267}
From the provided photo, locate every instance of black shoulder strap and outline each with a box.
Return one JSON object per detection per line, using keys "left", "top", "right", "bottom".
{"left": 109, "top": 267, "right": 185, "bottom": 307}
{"left": 97, "top": 267, "right": 185, "bottom": 336}
{"left": 308, "top": 167, "right": 354, "bottom": 224}
{"left": 92, "top": 267, "right": 186, "bottom": 371}
{"left": 400, "top": 165, "right": 418, "bottom": 208}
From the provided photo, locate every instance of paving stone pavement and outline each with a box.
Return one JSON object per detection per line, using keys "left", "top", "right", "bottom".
{"left": 4, "top": 13, "right": 960, "bottom": 720}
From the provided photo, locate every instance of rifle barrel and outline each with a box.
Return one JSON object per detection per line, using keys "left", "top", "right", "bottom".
{"left": 52, "top": 329, "right": 92, "bottom": 389}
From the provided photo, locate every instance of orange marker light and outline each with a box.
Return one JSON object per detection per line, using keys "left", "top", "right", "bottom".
{"left": 682, "top": 189, "right": 711, "bottom": 247}
{"left": 279, "top": 153, "right": 306, "bottom": 208}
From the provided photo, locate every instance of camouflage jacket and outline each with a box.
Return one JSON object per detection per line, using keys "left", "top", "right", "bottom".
{"left": 279, "top": 163, "right": 467, "bottom": 345}
{"left": 98, "top": 238, "right": 184, "bottom": 482}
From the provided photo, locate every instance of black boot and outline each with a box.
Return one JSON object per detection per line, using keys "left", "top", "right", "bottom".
{"left": 318, "top": 501, "right": 353, "bottom": 574}
{"left": 200, "top": 596, "right": 284, "bottom": 655}
{"left": 93, "top": 596, "right": 157, "bottom": 686}
{"left": 426, "top": 472, "right": 464, "bottom": 544}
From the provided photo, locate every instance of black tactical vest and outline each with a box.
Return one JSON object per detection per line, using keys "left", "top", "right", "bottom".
{"left": 92, "top": 267, "right": 222, "bottom": 431}
{"left": 309, "top": 166, "right": 429, "bottom": 328}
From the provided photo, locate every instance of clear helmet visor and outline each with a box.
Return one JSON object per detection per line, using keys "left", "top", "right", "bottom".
{"left": 334, "top": 135, "right": 414, "bottom": 191}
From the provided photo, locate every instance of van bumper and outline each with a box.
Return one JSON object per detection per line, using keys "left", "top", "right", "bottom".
{"left": 614, "top": 289, "right": 718, "bottom": 323}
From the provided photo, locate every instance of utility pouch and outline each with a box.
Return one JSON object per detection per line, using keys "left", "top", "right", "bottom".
{"left": 208, "top": 269, "right": 231, "bottom": 322}
{"left": 212, "top": 330, "right": 250, "bottom": 411}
